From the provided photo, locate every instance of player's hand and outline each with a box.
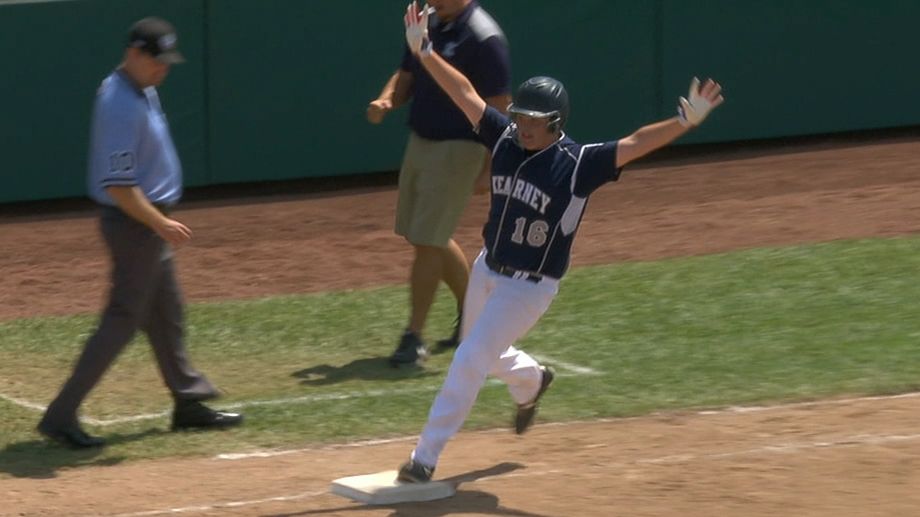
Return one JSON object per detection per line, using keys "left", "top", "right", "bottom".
{"left": 367, "top": 99, "right": 392, "bottom": 124}
{"left": 154, "top": 218, "right": 192, "bottom": 247}
{"left": 404, "top": 1, "right": 431, "bottom": 56}
{"left": 677, "top": 77, "right": 724, "bottom": 127}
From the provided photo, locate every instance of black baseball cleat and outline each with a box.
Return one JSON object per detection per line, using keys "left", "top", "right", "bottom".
{"left": 389, "top": 330, "right": 429, "bottom": 367}
{"left": 171, "top": 400, "right": 243, "bottom": 431}
{"left": 397, "top": 459, "right": 435, "bottom": 483}
{"left": 435, "top": 313, "right": 462, "bottom": 350}
{"left": 514, "top": 366, "right": 555, "bottom": 435}
{"left": 37, "top": 421, "right": 106, "bottom": 449}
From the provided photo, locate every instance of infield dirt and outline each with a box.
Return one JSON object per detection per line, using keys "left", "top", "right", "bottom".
{"left": 3, "top": 135, "right": 920, "bottom": 516}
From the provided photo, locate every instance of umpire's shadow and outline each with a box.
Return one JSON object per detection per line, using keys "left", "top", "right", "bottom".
{"left": 262, "top": 462, "right": 555, "bottom": 517}
{"left": 292, "top": 357, "right": 439, "bottom": 386}
{"left": 0, "top": 428, "right": 164, "bottom": 479}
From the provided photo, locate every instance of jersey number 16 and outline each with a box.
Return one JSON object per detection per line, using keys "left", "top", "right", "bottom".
{"left": 511, "top": 217, "right": 549, "bottom": 247}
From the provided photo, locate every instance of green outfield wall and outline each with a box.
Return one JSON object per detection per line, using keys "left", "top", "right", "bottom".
{"left": 1, "top": 0, "right": 917, "bottom": 203}
{"left": 0, "top": 0, "right": 207, "bottom": 203}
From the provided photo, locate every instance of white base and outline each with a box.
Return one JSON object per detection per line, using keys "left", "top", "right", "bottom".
{"left": 330, "top": 470, "right": 455, "bottom": 505}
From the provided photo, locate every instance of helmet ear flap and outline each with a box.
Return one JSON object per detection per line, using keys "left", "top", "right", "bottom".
{"left": 547, "top": 113, "right": 562, "bottom": 133}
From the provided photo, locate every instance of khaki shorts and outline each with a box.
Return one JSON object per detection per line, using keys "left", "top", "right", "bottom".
{"left": 395, "top": 132, "right": 487, "bottom": 247}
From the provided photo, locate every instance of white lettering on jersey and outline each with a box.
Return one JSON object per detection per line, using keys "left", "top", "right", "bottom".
{"left": 492, "top": 176, "right": 513, "bottom": 196}
{"left": 511, "top": 178, "right": 526, "bottom": 199}
{"left": 493, "top": 175, "right": 552, "bottom": 214}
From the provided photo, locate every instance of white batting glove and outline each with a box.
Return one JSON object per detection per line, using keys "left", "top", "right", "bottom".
{"left": 677, "top": 77, "right": 724, "bottom": 127}
{"left": 404, "top": 1, "right": 433, "bottom": 56}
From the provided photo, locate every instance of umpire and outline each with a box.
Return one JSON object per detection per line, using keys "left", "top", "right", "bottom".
{"left": 37, "top": 17, "right": 242, "bottom": 449}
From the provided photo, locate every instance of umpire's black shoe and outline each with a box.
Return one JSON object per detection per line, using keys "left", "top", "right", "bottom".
{"left": 171, "top": 400, "right": 243, "bottom": 431}
{"left": 435, "top": 313, "right": 462, "bottom": 349}
{"left": 389, "top": 330, "right": 429, "bottom": 367}
{"left": 37, "top": 421, "right": 106, "bottom": 449}
{"left": 397, "top": 459, "right": 435, "bottom": 483}
{"left": 514, "top": 366, "right": 555, "bottom": 435}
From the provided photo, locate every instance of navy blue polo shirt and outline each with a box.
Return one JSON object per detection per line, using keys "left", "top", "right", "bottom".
{"left": 401, "top": 1, "right": 511, "bottom": 141}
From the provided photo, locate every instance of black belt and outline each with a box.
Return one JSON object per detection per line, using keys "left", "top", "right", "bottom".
{"left": 485, "top": 254, "right": 543, "bottom": 283}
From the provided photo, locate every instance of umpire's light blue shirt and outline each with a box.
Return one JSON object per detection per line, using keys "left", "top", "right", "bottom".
{"left": 87, "top": 69, "right": 182, "bottom": 206}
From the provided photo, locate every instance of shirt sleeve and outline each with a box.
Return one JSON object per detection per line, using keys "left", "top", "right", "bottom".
{"left": 93, "top": 94, "right": 143, "bottom": 189}
{"left": 466, "top": 36, "right": 511, "bottom": 98}
{"left": 474, "top": 106, "right": 512, "bottom": 150}
{"left": 573, "top": 141, "right": 622, "bottom": 197}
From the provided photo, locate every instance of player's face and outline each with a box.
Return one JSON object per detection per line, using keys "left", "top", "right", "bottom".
{"left": 512, "top": 114, "right": 557, "bottom": 151}
{"left": 427, "top": 0, "right": 471, "bottom": 21}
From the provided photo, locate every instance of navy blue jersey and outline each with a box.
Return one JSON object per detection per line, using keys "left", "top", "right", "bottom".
{"left": 476, "top": 107, "right": 621, "bottom": 279}
{"left": 401, "top": 1, "right": 510, "bottom": 141}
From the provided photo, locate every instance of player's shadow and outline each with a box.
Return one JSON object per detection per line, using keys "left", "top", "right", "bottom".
{"left": 0, "top": 428, "right": 164, "bottom": 479}
{"left": 292, "top": 357, "right": 439, "bottom": 386}
{"left": 262, "top": 462, "right": 553, "bottom": 517}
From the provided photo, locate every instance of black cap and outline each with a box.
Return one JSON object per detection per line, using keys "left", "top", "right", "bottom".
{"left": 127, "top": 17, "right": 185, "bottom": 64}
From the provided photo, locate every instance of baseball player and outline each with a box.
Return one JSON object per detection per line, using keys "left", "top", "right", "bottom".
{"left": 37, "top": 17, "right": 242, "bottom": 449}
{"left": 395, "top": 2, "right": 724, "bottom": 482}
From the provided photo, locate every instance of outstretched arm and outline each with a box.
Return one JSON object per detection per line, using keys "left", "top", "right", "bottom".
{"left": 404, "top": 1, "right": 487, "bottom": 127}
{"left": 616, "top": 78, "right": 724, "bottom": 168}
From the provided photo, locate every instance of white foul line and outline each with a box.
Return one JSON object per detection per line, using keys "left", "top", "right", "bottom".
{"left": 214, "top": 390, "right": 920, "bottom": 461}
{"left": 77, "top": 387, "right": 438, "bottom": 427}
{"left": 0, "top": 392, "right": 47, "bottom": 412}
{"left": 0, "top": 355, "right": 599, "bottom": 426}
{"left": 114, "top": 430, "right": 920, "bottom": 517}
{"left": 111, "top": 489, "right": 328, "bottom": 517}
{"left": 532, "top": 353, "right": 601, "bottom": 375}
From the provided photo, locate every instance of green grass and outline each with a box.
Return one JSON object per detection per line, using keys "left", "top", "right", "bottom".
{"left": 2, "top": 236, "right": 920, "bottom": 477}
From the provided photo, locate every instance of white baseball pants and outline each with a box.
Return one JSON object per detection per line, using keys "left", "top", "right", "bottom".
{"left": 412, "top": 249, "right": 559, "bottom": 468}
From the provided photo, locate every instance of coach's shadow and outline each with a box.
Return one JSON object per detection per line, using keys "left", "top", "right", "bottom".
{"left": 293, "top": 357, "right": 439, "bottom": 386}
{"left": 0, "top": 428, "right": 164, "bottom": 479}
{"left": 263, "top": 462, "right": 553, "bottom": 517}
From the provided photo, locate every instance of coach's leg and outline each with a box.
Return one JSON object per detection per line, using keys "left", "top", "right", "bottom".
{"left": 408, "top": 243, "right": 443, "bottom": 335}
{"left": 427, "top": 139, "right": 484, "bottom": 343}
{"left": 440, "top": 238, "right": 469, "bottom": 315}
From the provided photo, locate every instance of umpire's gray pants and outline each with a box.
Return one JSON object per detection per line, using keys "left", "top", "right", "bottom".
{"left": 42, "top": 206, "right": 218, "bottom": 427}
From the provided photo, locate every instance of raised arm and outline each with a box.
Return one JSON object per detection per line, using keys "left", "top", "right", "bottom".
{"left": 404, "top": 1, "right": 487, "bottom": 127}
{"left": 616, "top": 78, "right": 724, "bottom": 168}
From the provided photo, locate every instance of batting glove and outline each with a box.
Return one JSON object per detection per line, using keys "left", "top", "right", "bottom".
{"left": 677, "top": 77, "right": 724, "bottom": 127}
{"left": 404, "top": 1, "right": 433, "bottom": 56}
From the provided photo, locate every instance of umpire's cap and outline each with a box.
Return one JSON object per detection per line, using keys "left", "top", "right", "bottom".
{"left": 508, "top": 76, "right": 570, "bottom": 132}
{"left": 128, "top": 17, "right": 185, "bottom": 64}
